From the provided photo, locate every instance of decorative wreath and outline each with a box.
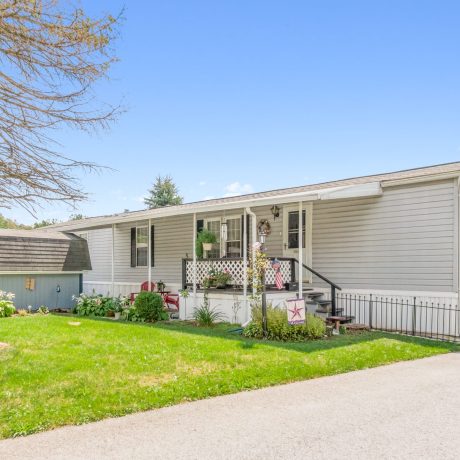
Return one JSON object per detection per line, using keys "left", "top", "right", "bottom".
{"left": 257, "top": 219, "right": 272, "bottom": 236}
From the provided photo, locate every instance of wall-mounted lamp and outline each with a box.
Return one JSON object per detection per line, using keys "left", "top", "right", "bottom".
{"left": 270, "top": 205, "right": 280, "bottom": 220}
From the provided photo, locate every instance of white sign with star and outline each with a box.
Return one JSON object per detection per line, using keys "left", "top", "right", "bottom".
{"left": 286, "top": 298, "right": 306, "bottom": 325}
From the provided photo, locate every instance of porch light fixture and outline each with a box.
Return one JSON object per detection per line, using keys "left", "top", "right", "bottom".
{"left": 270, "top": 205, "right": 280, "bottom": 220}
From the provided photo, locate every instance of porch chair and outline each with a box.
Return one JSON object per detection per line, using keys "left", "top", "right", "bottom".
{"left": 129, "top": 281, "right": 156, "bottom": 303}
{"left": 164, "top": 293, "right": 180, "bottom": 315}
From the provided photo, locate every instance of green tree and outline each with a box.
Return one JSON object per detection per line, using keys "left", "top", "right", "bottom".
{"left": 144, "top": 176, "right": 183, "bottom": 209}
{"left": 33, "top": 219, "right": 59, "bottom": 229}
{"left": 70, "top": 213, "right": 85, "bottom": 221}
{"left": 0, "top": 214, "right": 29, "bottom": 229}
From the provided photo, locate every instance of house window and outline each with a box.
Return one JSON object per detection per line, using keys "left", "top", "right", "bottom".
{"left": 136, "top": 226, "right": 148, "bottom": 266}
{"left": 287, "top": 210, "right": 306, "bottom": 249}
{"left": 205, "top": 219, "right": 221, "bottom": 258}
{"left": 225, "top": 217, "right": 241, "bottom": 257}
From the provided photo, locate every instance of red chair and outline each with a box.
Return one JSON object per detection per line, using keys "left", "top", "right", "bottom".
{"left": 164, "top": 293, "right": 179, "bottom": 312}
{"left": 130, "top": 281, "right": 156, "bottom": 303}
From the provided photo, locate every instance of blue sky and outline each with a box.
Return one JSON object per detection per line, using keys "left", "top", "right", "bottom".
{"left": 6, "top": 0, "right": 460, "bottom": 224}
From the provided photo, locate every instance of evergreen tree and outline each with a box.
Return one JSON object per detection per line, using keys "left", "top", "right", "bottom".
{"left": 144, "top": 176, "right": 183, "bottom": 209}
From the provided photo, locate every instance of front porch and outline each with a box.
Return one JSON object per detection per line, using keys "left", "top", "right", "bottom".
{"left": 179, "top": 255, "right": 340, "bottom": 323}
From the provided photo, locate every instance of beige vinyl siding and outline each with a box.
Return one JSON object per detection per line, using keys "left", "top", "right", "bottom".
{"left": 113, "top": 216, "right": 194, "bottom": 286}
{"left": 252, "top": 205, "right": 284, "bottom": 257}
{"left": 312, "top": 179, "right": 456, "bottom": 292}
{"left": 84, "top": 227, "right": 112, "bottom": 282}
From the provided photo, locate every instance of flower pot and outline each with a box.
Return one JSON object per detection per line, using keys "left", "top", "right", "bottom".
{"left": 114, "top": 312, "right": 121, "bottom": 320}
{"left": 202, "top": 242, "right": 213, "bottom": 251}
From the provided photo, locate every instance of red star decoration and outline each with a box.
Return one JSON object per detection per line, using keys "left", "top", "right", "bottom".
{"left": 288, "top": 304, "right": 303, "bottom": 319}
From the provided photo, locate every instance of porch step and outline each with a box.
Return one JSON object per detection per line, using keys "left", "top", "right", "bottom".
{"left": 316, "top": 299, "right": 332, "bottom": 305}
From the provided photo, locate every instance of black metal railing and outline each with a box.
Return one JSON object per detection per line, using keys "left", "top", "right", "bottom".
{"left": 292, "top": 258, "right": 342, "bottom": 314}
{"left": 336, "top": 293, "right": 460, "bottom": 342}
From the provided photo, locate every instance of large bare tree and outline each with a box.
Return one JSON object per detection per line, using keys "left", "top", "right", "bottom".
{"left": 0, "top": 0, "right": 122, "bottom": 214}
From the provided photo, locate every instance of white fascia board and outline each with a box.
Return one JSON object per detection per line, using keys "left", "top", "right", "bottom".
{"left": 382, "top": 172, "right": 460, "bottom": 188}
{"left": 50, "top": 183, "right": 382, "bottom": 232}
{"left": 318, "top": 182, "right": 382, "bottom": 200}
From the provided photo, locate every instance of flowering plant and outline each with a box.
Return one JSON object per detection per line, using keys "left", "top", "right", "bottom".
{"left": 0, "top": 290, "right": 16, "bottom": 317}
{"left": 202, "top": 268, "right": 232, "bottom": 288}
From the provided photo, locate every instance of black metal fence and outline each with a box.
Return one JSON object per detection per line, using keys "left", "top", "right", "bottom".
{"left": 336, "top": 293, "right": 460, "bottom": 342}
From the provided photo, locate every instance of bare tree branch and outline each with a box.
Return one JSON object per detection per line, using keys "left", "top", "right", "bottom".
{"left": 0, "top": 0, "right": 123, "bottom": 215}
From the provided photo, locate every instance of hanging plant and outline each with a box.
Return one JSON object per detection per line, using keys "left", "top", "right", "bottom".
{"left": 196, "top": 229, "right": 217, "bottom": 258}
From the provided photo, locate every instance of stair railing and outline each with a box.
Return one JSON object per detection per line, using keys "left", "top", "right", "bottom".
{"left": 292, "top": 258, "right": 342, "bottom": 316}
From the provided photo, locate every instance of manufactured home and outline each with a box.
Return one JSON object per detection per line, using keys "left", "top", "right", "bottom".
{"left": 48, "top": 162, "right": 460, "bottom": 324}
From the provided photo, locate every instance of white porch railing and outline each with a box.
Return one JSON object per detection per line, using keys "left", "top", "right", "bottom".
{"left": 182, "top": 258, "right": 294, "bottom": 288}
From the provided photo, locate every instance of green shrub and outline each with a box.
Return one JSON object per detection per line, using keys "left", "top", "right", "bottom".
{"left": 134, "top": 291, "right": 168, "bottom": 322}
{"left": 0, "top": 290, "right": 15, "bottom": 318}
{"left": 243, "top": 304, "right": 326, "bottom": 341}
{"left": 73, "top": 293, "right": 113, "bottom": 317}
{"left": 121, "top": 306, "right": 144, "bottom": 322}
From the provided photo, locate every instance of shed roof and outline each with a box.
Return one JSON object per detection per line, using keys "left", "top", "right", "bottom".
{"left": 0, "top": 230, "right": 91, "bottom": 272}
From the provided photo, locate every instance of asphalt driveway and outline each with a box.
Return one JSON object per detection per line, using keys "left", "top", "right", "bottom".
{"left": 1, "top": 353, "right": 459, "bottom": 460}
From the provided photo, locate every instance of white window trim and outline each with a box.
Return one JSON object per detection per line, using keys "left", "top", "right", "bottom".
{"left": 204, "top": 215, "right": 243, "bottom": 258}
{"left": 223, "top": 215, "right": 243, "bottom": 258}
{"left": 136, "top": 225, "right": 148, "bottom": 267}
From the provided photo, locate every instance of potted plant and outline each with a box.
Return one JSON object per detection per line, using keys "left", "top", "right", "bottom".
{"left": 113, "top": 301, "right": 123, "bottom": 320}
{"left": 157, "top": 280, "right": 165, "bottom": 292}
{"left": 196, "top": 229, "right": 217, "bottom": 258}
{"left": 214, "top": 269, "right": 232, "bottom": 289}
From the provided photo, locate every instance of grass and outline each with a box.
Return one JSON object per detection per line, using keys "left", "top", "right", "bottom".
{"left": 0, "top": 315, "right": 457, "bottom": 439}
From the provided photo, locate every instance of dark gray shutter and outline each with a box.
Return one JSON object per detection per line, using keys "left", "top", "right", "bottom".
{"left": 150, "top": 225, "right": 155, "bottom": 267}
{"left": 196, "top": 219, "right": 204, "bottom": 234}
{"left": 130, "top": 227, "right": 136, "bottom": 267}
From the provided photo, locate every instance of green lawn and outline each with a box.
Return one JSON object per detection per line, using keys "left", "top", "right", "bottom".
{"left": 0, "top": 315, "right": 457, "bottom": 439}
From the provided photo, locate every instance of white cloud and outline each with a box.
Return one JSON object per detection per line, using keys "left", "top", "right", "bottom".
{"left": 199, "top": 181, "right": 206, "bottom": 186}
{"left": 135, "top": 195, "right": 147, "bottom": 203}
{"left": 202, "top": 195, "right": 215, "bottom": 200}
{"left": 223, "top": 182, "right": 253, "bottom": 197}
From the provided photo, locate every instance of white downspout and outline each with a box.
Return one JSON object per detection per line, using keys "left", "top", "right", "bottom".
{"left": 111, "top": 224, "right": 115, "bottom": 296}
{"left": 298, "top": 201, "right": 303, "bottom": 299}
{"left": 243, "top": 208, "right": 248, "bottom": 322}
{"left": 245, "top": 207, "right": 257, "bottom": 298}
{"left": 192, "top": 213, "right": 197, "bottom": 315}
{"left": 148, "top": 219, "right": 152, "bottom": 291}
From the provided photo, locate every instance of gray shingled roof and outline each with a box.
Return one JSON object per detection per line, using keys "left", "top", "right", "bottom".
{"left": 49, "top": 161, "right": 460, "bottom": 231}
{"left": 0, "top": 230, "right": 91, "bottom": 272}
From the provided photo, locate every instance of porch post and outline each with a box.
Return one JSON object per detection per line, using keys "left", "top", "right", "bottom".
{"left": 243, "top": 208, "right": 248, "bottom": 321}
{"left": 192, "top": 213, "right": 197, "bottom": 314}
{"left": 148, "top": 218, "right": 152, "bottom": 291}
{"left": 298, "top": 201, "right": 303, "bottom": 299}
{"left": 111, "top": 224, "right": 115, "bottom": 296}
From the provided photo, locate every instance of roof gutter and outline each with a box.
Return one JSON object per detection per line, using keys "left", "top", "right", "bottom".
{"left": 48, "top": 182, "right": 383, "bottom": 232}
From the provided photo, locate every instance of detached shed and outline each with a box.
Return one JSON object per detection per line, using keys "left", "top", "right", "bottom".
{"left": 0, "top": 230, "right": 91, "bottom": 309}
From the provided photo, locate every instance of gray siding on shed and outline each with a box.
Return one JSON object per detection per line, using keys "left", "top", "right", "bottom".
{"left": 311, "top": 179, "right": 456, "bottom": 292}
{"left": 0, "top": 273, "right": 80, "bottom": 309}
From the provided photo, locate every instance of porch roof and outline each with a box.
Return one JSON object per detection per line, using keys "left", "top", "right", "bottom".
{"left": 47, "top": 161, "right": 460, "bottom": 232}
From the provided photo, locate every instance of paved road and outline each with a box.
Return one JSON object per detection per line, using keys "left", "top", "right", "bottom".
{"left": 1, "top": 353, "right": 459, "bottom": 460}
